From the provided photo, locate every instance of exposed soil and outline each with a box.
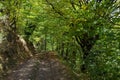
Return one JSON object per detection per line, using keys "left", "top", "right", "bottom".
{"left": 4, "top": 52, "right": 78, "bottom": 80}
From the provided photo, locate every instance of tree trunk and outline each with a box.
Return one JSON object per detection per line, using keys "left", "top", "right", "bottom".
{"left": 75, "top": 34, "right": 99, "bottom": 73}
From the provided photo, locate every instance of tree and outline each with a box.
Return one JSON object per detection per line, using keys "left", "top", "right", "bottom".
{"left": 44, "top": 0, "right": 120, "bottom": 72}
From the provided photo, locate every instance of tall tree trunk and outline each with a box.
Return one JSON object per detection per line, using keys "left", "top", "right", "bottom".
{"left": 75, "top": 34, "right": 99, "bottom": 73}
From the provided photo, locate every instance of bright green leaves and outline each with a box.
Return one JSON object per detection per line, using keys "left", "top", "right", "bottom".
{"left": 2, "top": 0, "right": 118, "bottom": 79}
{"left": 88, "top": 28, "right": 120, "bottom": 80}
{"left": 42, "top": 0, "right": 120, "bottom": 78}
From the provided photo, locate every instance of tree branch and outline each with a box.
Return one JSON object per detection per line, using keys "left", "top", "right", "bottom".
{"left": 70, "top": 0, "right": 76, "bottom": 10}
{"left": 45, "top": 0, "right": 64, "bottom": 16}
{"left": 75, "top": 36, "right": 84, "bottom": 48}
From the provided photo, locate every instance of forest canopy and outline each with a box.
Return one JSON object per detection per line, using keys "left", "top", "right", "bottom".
{"left": 0, "top": 0, "right": 120, "bottom": 80}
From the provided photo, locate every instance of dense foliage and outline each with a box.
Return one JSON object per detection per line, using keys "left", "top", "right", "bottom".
{"left": 0, "top": 0, "right": 120, "bottom": 79}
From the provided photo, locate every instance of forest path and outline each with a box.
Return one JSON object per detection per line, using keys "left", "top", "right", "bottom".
{"left": 4, "top": 52, "right": 77, "bottom": 80}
